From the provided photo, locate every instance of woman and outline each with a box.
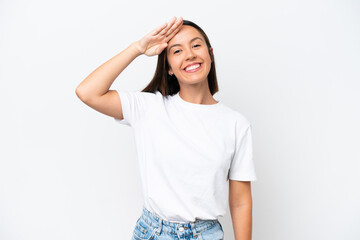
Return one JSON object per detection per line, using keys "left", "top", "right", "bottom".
{"left": 76, "top": 16, "right": 256, "bottom": 240}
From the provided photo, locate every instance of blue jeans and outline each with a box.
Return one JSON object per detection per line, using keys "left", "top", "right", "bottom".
{"left": 131, "top": 206, "right": 224, "bottom": 240}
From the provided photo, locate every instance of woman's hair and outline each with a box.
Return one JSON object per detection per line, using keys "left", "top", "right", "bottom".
{"left": 141, "top": 20, "right": 219, "bottom": 97}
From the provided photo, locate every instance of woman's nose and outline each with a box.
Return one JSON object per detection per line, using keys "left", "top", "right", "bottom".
{"left": 185, "top": 49, "right": 196, "bottom": 60}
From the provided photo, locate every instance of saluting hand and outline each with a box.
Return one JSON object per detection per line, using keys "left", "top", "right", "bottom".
{"left": 135, "top": 16, "right": 183, "bottom": 56}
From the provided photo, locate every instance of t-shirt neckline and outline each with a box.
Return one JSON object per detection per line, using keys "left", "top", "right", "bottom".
{"left": 174, "top": 91, "right": 221, "bottom": 109}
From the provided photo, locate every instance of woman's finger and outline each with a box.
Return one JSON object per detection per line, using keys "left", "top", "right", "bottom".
{"left": 157, "top": 16, "right": 177, "bottom": 36}
{"left": 164, "top": 17, "right": 183, "bottom": 38}
{"left": 150, "top": 22, "right": 168, "bottom": 36}
{"left": 156, "top": 42, "right": 168, "bottom": 55}
{"left": 164, "top": 25, "right": 182, "bottom": 43}
{"left": 163, "top": 19, "right": 183, "bottom": 42}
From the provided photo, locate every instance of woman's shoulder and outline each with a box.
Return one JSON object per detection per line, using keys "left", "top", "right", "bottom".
{"left": 219, "top": 102, "right": 251, "bottom": 126}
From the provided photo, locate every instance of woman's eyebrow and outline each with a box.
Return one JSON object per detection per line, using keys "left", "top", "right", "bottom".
{"left": 168, "top": 37, "right": 203, "bottom": 51}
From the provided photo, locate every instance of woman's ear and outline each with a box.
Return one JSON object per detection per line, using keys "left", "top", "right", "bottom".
{"left": 209, "top": 47, "right": 214, "bottom": 62}
{"left": 168, "top": 68, "right": 173, "bottom": 75}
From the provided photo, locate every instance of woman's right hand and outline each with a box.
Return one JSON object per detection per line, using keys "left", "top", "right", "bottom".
{"left": 135, "top": 16, "right": 183, "bottom": 56}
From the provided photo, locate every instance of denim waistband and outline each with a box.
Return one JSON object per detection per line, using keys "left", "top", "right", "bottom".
{"left": 139, "top": 206, "right": 219, "bottom": 236}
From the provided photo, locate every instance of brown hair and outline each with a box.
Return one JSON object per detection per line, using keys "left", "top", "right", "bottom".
{"left": 141, "top": 20, "right": 219, "bottom": 97}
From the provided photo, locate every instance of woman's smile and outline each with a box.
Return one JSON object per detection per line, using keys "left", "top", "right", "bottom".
{"left": 184, "top": 63, "right": 202, "bottom": 73}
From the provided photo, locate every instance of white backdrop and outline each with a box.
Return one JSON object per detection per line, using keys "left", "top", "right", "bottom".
{"left": 0, "top": 0, "right": 359, "bottom": 239}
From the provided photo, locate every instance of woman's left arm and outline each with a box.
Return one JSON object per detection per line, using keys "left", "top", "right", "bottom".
{"left": 229, "top": 180, "right": 253, "bottom": 240}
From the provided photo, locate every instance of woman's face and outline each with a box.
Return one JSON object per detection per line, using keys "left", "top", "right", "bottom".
{"left": 166, "top": 25, "right": 213, "bottom": 86}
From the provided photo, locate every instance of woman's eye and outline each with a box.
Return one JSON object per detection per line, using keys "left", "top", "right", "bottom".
{"left": 193, "top": 44, "right": 201, "bottom": 48}
{"left": 174, "top": 50, "right": 181, "bottom": 54}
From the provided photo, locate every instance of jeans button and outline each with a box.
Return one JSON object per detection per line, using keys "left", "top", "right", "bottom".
{"left": 179, "top": 227, "right": 184, "bottom": 231}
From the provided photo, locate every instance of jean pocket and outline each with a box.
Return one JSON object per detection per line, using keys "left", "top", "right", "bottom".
{"left": 132, "top": 218, "right": 156, "bottom": 240}
{"left": 197, "top": 221, "right": 224, "bottom": 240}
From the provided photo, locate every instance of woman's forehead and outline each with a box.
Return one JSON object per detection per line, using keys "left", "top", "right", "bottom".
{"left": 168, "top": 25, "right": 204, "bottom": 45}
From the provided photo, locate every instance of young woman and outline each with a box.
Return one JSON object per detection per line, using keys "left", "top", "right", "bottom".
{"left": 76, "top": 16, "right": 257, "bottom": 240}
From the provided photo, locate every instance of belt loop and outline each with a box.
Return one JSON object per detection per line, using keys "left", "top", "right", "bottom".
{"left": 156, "top": 217, "right": 163, "bottom": 235}
{"left": 190, "top": 222, "right": 197, "bottom": 237}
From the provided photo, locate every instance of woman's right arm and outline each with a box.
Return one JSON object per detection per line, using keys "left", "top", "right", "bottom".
{"left": 75, "top": 16, "right": 183, "bottom": 120}
{"left": 75, "top": 42, "right": 142, "bottom": 120}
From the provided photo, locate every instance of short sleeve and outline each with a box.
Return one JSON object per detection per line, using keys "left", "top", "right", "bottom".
{"left": 113, "top": 90, "right": 148, "bottom": 127}
{"left": 228, "top": 123, "right": 257, "bottom": 181}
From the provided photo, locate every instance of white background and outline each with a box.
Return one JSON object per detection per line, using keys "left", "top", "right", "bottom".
{"left": 1, "top": 0, "right": 359, "bottom": 239}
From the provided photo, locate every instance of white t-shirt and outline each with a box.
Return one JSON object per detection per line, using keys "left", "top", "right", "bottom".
{"left": 114, "top": 90, "right": 257, "bottom": 223}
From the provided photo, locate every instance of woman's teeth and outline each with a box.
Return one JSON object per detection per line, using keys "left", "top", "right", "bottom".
{"left": 185, "top": 64, "right": 201, "bottom": 71}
